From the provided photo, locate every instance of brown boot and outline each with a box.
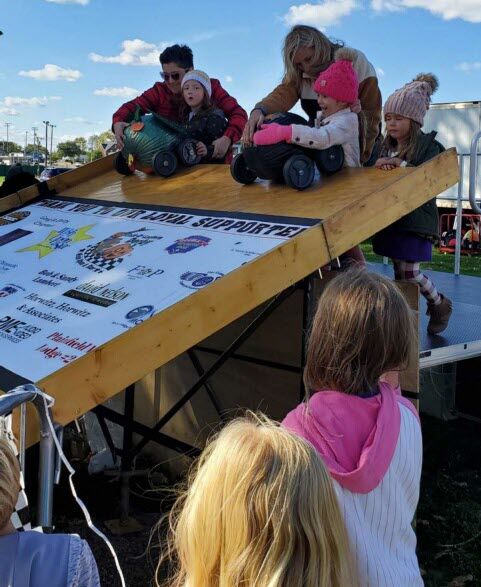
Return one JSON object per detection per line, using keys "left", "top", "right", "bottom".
{"left": 427, "top": 295, "right": 452, "bottom": 335}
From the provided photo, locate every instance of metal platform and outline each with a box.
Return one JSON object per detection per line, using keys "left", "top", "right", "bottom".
{"left": 370, "top": 262, "right": 481, "bottom": 368}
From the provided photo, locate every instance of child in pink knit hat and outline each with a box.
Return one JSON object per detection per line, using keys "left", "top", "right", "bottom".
{"left": 373, "top": 73, "right": 452, "bottom": 335}
{"left": 253, "top": 47, "right": 361, "bottom": 168}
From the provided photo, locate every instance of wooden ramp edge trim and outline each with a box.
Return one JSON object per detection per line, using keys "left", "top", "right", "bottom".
{"left": 323, "top": 148, "right": 459, "bottom": 258}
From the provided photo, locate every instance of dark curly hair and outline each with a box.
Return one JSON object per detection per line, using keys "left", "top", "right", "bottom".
{"left": 159, "top": 44, "right": 193, "bottom": 69}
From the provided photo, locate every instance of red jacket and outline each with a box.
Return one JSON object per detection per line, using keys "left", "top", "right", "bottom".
{"left": 112, "top": 79, "right": 247, "bottom": 146}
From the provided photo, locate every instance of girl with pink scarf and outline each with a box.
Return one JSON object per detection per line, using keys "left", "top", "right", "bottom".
{"left": 283, "top": 269, "right": 423, "bottom": 587}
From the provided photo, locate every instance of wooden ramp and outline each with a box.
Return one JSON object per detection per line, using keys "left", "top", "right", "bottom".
{"left": 0, "top": 150, "right": 458, "bottom": 445}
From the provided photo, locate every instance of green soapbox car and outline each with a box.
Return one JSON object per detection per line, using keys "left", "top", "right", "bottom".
{"left": 114, "top": 111, "right": 202, "bottom": 178}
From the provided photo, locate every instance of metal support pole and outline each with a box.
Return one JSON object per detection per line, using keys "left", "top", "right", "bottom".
{"left": 119, "top": 384, "right": 135, "bottom": 524}
{"left": 34, "top": 394, "right": 57, "bottom": 529}
{"left": 454, "top": 156, "right": 465, "bottom": 276}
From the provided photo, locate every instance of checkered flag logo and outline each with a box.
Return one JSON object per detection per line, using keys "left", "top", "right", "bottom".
{"left": 76, "top": 246, "right": 124, "bottom": 273}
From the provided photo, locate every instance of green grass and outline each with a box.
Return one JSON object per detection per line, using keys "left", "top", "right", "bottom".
{"left": 361, "top": 241, "right": 481, "bottom": 277}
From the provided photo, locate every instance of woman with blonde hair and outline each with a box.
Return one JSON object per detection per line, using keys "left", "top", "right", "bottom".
{"left": 157, "top": 414, "right": 355, "bottom": 587}
{"left": 242, "top": 24, "right": 381, "bottom": 164}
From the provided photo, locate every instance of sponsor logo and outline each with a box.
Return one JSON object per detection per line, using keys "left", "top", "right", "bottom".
{"left": 76, "top": 229, "right": 162, "bottom": 273}
{"left": 0, "top": 315, "right": 41, "bottom": 344}
{"left": 180, "top": 271, "right": 223, "bottom": 290}
{"left": 47, "top": 331, "right": 96, "bottom": 353}
{"left": 25, "top": 292, "right": 91, "bottom": 318}
{"left": 0, "top": 283, "right": 25, "bottom": 298}
{"left": 113, "top": 305, "right": 155, "bottom": 330}
{"left": 0, "top": 260, "right": 17, "bottom": 273}
{"left": 165, "top": 235, "right": 210, "bottom": 255}
{"left": 63, "top": 280, "right": 130, "bottom": 307}
{"left": 34, "top": 216, "right": 70, "bottom": 228}
{"left": 127, "top": 265, "right": 164, "bottom": 280}
{"left": 0, "top": 229, "right": 32, "bottom": 247}
{"left": 0, "top": 211, "right": 30, "bottom": 225}
{"left": 17, "top": 225, "right": 95, "bottom": 258}
{"left": 125, "top": 305, "right": 155, "bottom": 324}
{"left": 33, "top": 269, "right": 78, "bottom": 288}
{"left": 35, "top": 344, "right": 78, "bottom": 364}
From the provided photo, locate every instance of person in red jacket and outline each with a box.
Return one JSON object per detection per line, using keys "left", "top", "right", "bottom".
{"left": 112, "top": 44, "right": 247, "bottom": 162}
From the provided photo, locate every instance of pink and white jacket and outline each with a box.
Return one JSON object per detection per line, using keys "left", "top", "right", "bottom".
{"left": 290, "top": 108, "right": 361, "bottom": 168}
{"left": 283, "top": 383, "right": 423, "bottom": 587}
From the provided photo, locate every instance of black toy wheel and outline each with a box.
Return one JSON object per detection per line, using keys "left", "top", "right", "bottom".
{"left": 114, "top": 152, "right": 133, "bottom": 176}
{"left": 177, "top": 139, "right": 202, "bottom": 166}
{"left": 282, "top": 154, "right": 315, "bottom": 190}
{"left": 230, "top": 153, "right": 257, "bottom": 185}
{"left": 152, "top": 151, "right": 178, "bottom": 177}
{"left": 316, "top": 145, "right": 345, "bottom": 175}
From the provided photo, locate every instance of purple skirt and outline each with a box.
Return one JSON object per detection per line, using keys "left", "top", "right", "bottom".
{"left": 372, "top": 231, "right": 432, "bottom": 262}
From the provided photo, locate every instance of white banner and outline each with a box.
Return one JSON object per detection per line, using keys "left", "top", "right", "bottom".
{"left": 0, "top": 197, "right": 316, "bottom": 383}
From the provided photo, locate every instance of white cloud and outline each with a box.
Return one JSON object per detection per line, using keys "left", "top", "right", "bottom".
{"left": 19, "top": 64, "right": 82, "bottom": 82}
{"left": 283, "top": 0, "right": 358, "bottom": 28}
{"left": 94, "top": 86, "right": 139, "bottom": 98}
{"left": 63, "top": 116, "right": 99, "bottom": 124}
{"left": 89, "top": 39, "right": 169, "bottom": 66}
{"left": 371, "top": 0, "right": 481, "bottom": 23}
{"left": 376, "top": 67, "right": 385, "bottom": 77}
{"left": 456, "top": 61, "right": 481, "bottom": 73}
{"left": 0, "top": 107, "right": 20, "bottom": 116}
{"left": 225, "top": 75, "right": 233, "bottom": 83}
{"left": 3, "top": 96, "right": 62, "bottom": 107}
{"left": 45, "top": 0, "right": 90, "bottom": 4}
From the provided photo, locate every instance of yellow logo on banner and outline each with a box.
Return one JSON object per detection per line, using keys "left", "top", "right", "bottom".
{"left": 17, "top": 225, "right": 95, "bottom": 258}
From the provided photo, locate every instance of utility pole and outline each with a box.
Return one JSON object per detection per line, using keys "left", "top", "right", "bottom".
{"left": 43, "top": 120, "right": 49, "bottom": 167}
{"left": 5, "top": 122, "right": 11, "bottom": 157}
{"left": 50, "top": 124, "right": 56, "bottom": 162}
{"left": 24, "top": 130, "right": 28, "bottom": 156}
{"left": 32, "top": 127, "right": 38, "bottom": 162}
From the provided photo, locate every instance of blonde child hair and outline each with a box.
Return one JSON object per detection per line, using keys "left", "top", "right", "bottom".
{"left": 0, "top": 437, "right": 21, "bottom": 530}
{"left": 304, "top": 269, "right": 415, "bottom": 396}
{"left": 157, "top": 414, "right": 355, "bottom": 587}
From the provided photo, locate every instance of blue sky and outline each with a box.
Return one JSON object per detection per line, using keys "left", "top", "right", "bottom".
{"left": 1, "top": 0, "right": 481, "bottom": 150}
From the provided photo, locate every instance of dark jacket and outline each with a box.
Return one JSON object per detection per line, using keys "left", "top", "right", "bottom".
{"left": 379, "top": 131, "right": 445, "bottom": 240}
{"left": 187, "top": 108, "right": 227, "bottom": 162}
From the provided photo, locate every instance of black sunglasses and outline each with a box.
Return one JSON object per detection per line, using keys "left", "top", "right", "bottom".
{"left": 160, "top": 70, "right": 185, "bottom": 81}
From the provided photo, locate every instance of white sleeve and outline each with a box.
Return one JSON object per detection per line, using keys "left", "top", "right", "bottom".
{"left": 290, "top": 114, "right": 356, "bottom": 151}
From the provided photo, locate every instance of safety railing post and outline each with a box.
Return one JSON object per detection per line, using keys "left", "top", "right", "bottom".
{"left": 468, "top": 130, "right": 481, "bottom": 214}
{"left": 454, "top": 155, "right": 464, "bottom": 276}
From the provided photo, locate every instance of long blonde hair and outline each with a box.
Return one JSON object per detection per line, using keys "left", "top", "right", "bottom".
{"left": 0, "top": 437, "right": 20, "bottom": 530}
{"left": 157, "top": 414, "right": 355, "bottom": 587}
{"left": 304, "top": 269, "right": 415, "bottom": 396}
{"left": 282, "top": 25, "right": 342, "bottom": 88}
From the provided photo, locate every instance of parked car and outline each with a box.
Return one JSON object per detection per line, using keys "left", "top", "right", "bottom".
{"left": 39, "top": 167, "right": 71, "bottom": 181}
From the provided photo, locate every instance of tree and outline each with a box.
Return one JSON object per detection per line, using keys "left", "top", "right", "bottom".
{"left": 57, "top": 141, "right": 82, "bottom": 159}
{"left": 1, "top": 141, "right": 22, "bottom": 155}
{"left": 87, "top": 130, "right": 116, "bottom": 161}
{"left": 25, "top": 143, "right": 47, "bottom": 155}
{"left": 75, "top": 137, "right": 87, "bottom": 153}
